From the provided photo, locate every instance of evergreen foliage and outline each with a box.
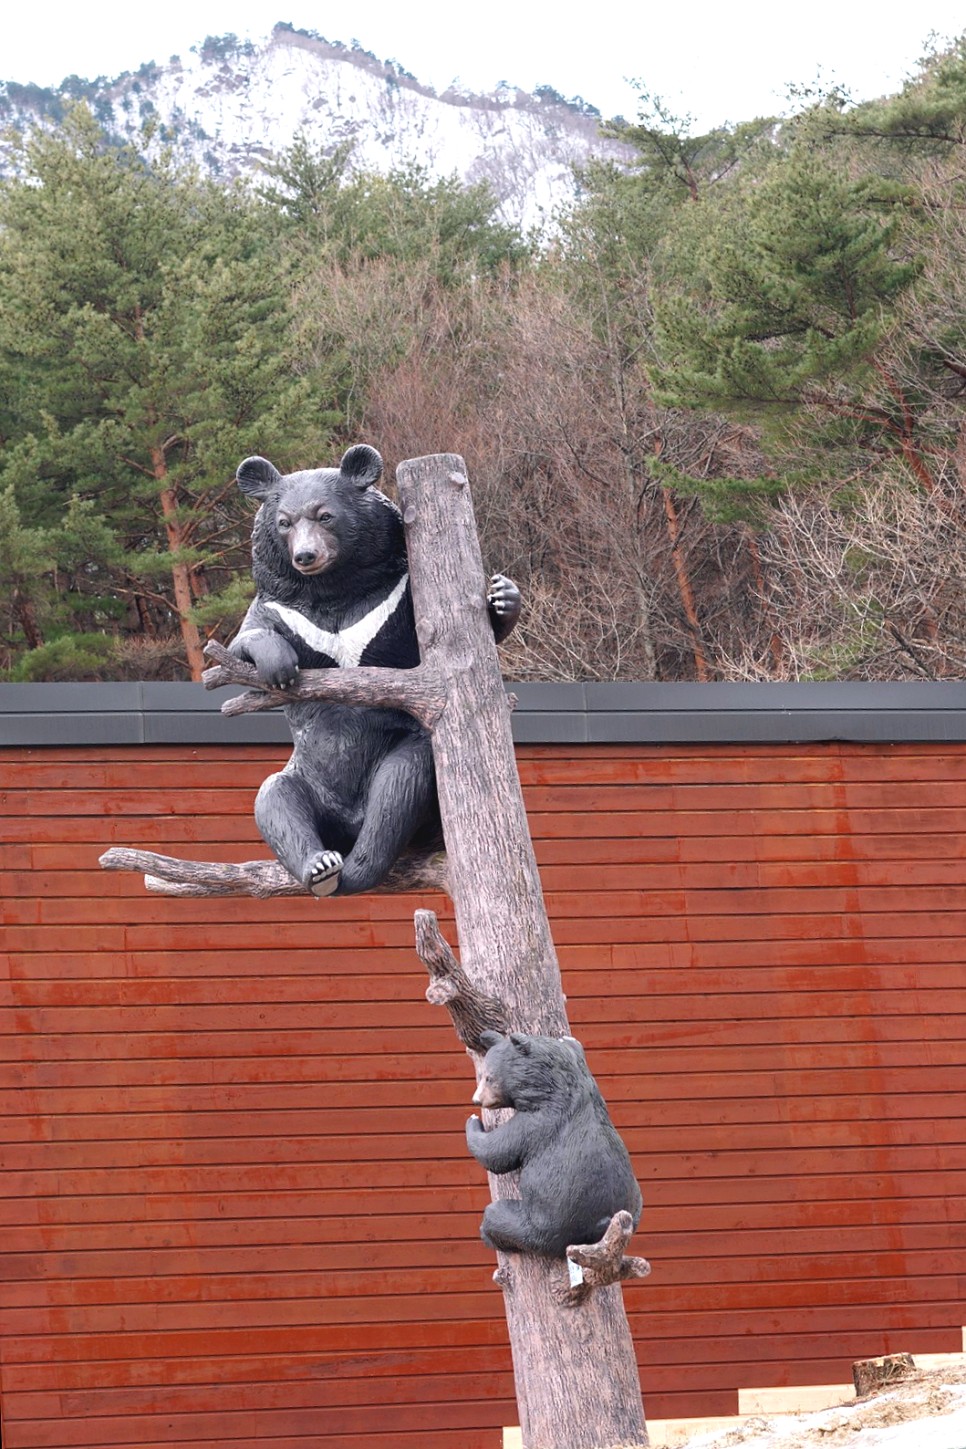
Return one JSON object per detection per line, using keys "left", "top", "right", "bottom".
{"left": 0, "top": 106, "right": 328, "bottom": 678}
{"left": 260, "top": 133, "right": 531, "bottom": 279}
{"left": 837, "top": 36, "right": 966, "bottom": 150}
{"left": 652, "top": 151, "right": 919, "bottom": 410}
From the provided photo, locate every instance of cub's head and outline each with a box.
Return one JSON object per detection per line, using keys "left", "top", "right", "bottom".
{"left": 472, "top": 1031, "right": 590, "bottom": 1112}
{"left": 237, "top": 445, "right": 400, "bottom": 593}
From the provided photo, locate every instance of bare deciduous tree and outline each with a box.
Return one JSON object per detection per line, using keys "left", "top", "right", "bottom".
{"left": 321, "top": 266, "right": 772, "bottom": 681}
{"left": 718, "top": 471, "right": 966, "bottom": 680}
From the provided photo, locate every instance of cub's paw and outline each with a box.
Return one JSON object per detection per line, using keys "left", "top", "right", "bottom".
{"left": 487, "top": 574, "right": 521, "bottom": 620}
{"left": 466, "top": 1115, "right": 484, "bottom": 1135}
{"left": 305, "top": 851, "right": 343, "bottom": 898}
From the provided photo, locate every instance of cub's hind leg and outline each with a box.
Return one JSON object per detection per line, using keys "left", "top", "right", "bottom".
{"left": 479, "top": 1200, "right": 537, "bottom": 1255}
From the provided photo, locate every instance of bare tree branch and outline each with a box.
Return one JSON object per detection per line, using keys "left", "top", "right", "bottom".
{"left": 100, "top": 845, "right": 448, "bottom": 897}
{"left": 201, "top": 639, "right": 448, "bottom": 728}
{"left": 552, "top": 1210, "right": 652, "bottom": 1308}
{"left": 414, "top": 908, "right": 509, "bottom": 1049}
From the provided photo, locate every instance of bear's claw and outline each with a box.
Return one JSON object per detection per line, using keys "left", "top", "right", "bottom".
{"left": 487, "top": 573, "right": 521, "bottom": 616}
{"left": 307, "top": 851, "right": 343, "bottom": 897}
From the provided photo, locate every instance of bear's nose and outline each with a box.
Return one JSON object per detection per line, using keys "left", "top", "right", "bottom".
{"left": 293, "top": 549, "right": 318, "bottom": 567}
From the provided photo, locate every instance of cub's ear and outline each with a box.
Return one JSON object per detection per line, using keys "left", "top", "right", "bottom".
{"left": 478, "top": 1030, "right": 505, "bottom": 1052}
{"left": 509, "top": 1033, "right": 532, "bottom": 1055}
{"left": 236, "top": 456, "right": 283, "bottom": 498}
{"left": 340, "top": 444, "right": 383, "bottom": 489}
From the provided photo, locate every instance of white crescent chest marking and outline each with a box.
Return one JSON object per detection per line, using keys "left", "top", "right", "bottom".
{"left": 264, "top": 573, "right": 409, "bottom": 668}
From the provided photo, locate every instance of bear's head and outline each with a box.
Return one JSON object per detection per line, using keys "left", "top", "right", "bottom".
{"left": 472, "top": 1031, "right": 591, "bottom": 1112}
{"left": 236, "top": 445, "right": 405, "bottom": 601}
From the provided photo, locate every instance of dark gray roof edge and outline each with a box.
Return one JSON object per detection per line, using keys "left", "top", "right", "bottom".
{"left": 2, "top": 681, "right": 965, "bottom": 746}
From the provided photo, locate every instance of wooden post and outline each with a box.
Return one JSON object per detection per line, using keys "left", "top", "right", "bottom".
{"left": 397, "top": 455, "right": 648, "bottom": 1449}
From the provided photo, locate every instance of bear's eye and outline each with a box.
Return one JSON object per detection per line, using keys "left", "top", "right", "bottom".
{"left": 277, "top": 517, "right": 292, "bottom": 531}
{"left": 316, "top": 510, "right": 333, "bottom": 524}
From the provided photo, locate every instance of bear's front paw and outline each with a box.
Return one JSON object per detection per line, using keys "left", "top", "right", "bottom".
{"left": 255, "top": 638, "right": 300, "bottom": 690}
{"left": 305, "top": 851, "right": 343, "bottom": 897}
{"left": 487, "top": 574, "right": 521, "bottom": 620}
{"left": 466, "top": 1114, "right": 484, "bottom": 1135}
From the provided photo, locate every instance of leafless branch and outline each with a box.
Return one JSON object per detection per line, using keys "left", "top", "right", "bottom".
{"left": 99, "top": 845, "right": 448, "bottom": 897}
{"left": 202, "top": 639, "right": 448, "bottom": 728}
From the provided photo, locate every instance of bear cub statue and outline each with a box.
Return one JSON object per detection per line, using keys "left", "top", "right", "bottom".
{"left": 466, "top": 1030, "right": 642, "bottom": 1259}
{"left": 228, "top": 444, "right": 521, "bottom": 898}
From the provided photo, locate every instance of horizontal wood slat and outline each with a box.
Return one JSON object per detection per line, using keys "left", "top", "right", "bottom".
{"left": 2, "top": 739, "right": 966, "bottom": 1448}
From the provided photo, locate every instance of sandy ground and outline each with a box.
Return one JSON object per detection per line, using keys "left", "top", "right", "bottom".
{"left": 682, "top": 1365, "right": 966, "bottom": 1449}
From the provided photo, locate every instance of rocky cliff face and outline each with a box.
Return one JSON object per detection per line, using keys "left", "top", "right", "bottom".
{"left": 0, "top": 25, "right": 633, "bottom": 230}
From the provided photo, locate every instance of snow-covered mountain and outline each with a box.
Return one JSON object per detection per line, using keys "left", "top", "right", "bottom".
{"left": 0, "top": 24, "right": 635, "bottom": 231}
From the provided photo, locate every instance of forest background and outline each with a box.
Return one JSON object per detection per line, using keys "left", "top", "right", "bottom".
{"left": 3, "top": 34, "right": 966, "bottom": 684}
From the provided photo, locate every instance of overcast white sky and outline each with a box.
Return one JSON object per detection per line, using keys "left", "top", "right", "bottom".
{"left": 4, "top": 2, "right": 965, "bottom": 128}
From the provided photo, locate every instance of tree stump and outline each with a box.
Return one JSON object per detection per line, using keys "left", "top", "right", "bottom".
{"left": 852, "top": 1353, "right": 917, "bottom": 1398}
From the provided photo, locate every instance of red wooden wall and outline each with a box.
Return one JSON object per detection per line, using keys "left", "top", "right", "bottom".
{"left": 2, "top": 739, "right": 965, "bottom": 1449}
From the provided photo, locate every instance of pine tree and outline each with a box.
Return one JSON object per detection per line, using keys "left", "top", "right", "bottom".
{"left": 649, "top": 146, "right": 925, "bottom": 499}
{"left": 0, "top": 106, "right": 329, "bottom": 679}
{"left": 261, "top": 133, "right": 530, "bottom": 282}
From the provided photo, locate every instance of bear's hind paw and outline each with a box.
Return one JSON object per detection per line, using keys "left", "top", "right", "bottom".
{"left": 306, "top": 851, "right": 344, "bottom": 897}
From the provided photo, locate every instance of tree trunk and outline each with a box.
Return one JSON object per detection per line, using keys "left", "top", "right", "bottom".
{"left": 660, "top": 485, "right": 710, "bottom": 681}
{"left": 133, "top": 592, "right": 157, "bottom": 638}
{"left": 14, "top": 591, "right": 44, "bottom": 650}
{"left": 396, "top": 454, "right": 648, "bottom": 1449}
{"left": 152, "top": 446, "right": 206, "bottom": 680}
{"left": 745, "top": 529, "right": 784, "bottom": 676}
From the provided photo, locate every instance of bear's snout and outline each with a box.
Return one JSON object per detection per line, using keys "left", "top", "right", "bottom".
{"left": 287, "top": 519, "right": 336, "bottom": 574}
{"left": 473, "top": 1079, "right": 508, "bottom": 1109}
{"left": 293, "top": 547, "right": 323, "bottom": 571}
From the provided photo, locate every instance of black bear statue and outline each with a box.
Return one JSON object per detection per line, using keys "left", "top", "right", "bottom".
{"left": 466, "top": 1030, "right": 642, "bottom": 1259}
{"left": 228, "top": 445, "right": 521, "bottom": 897}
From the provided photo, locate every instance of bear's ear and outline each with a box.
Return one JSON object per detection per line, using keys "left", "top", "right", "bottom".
{"left": 509, "top": 1033, "right": 532, "bottom": 1055}
{"left": 478, "top": 1030, "right": 505, "bottom": 1052}
{"left": 236, "top": 456, "right": 282, "bottom": 499}
{"left": 340, "top": 444, "right": 383, "bottom": 490}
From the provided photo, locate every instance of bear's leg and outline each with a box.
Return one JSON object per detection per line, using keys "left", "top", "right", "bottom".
{"left": 479, "top": 1200, "right": 538, "bottom": 1255}
{"left": 254, "top": 771, "right": 345, "bottom": 897}
{"left": 336, "top": 737, "right": 436, "bottom": 896}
